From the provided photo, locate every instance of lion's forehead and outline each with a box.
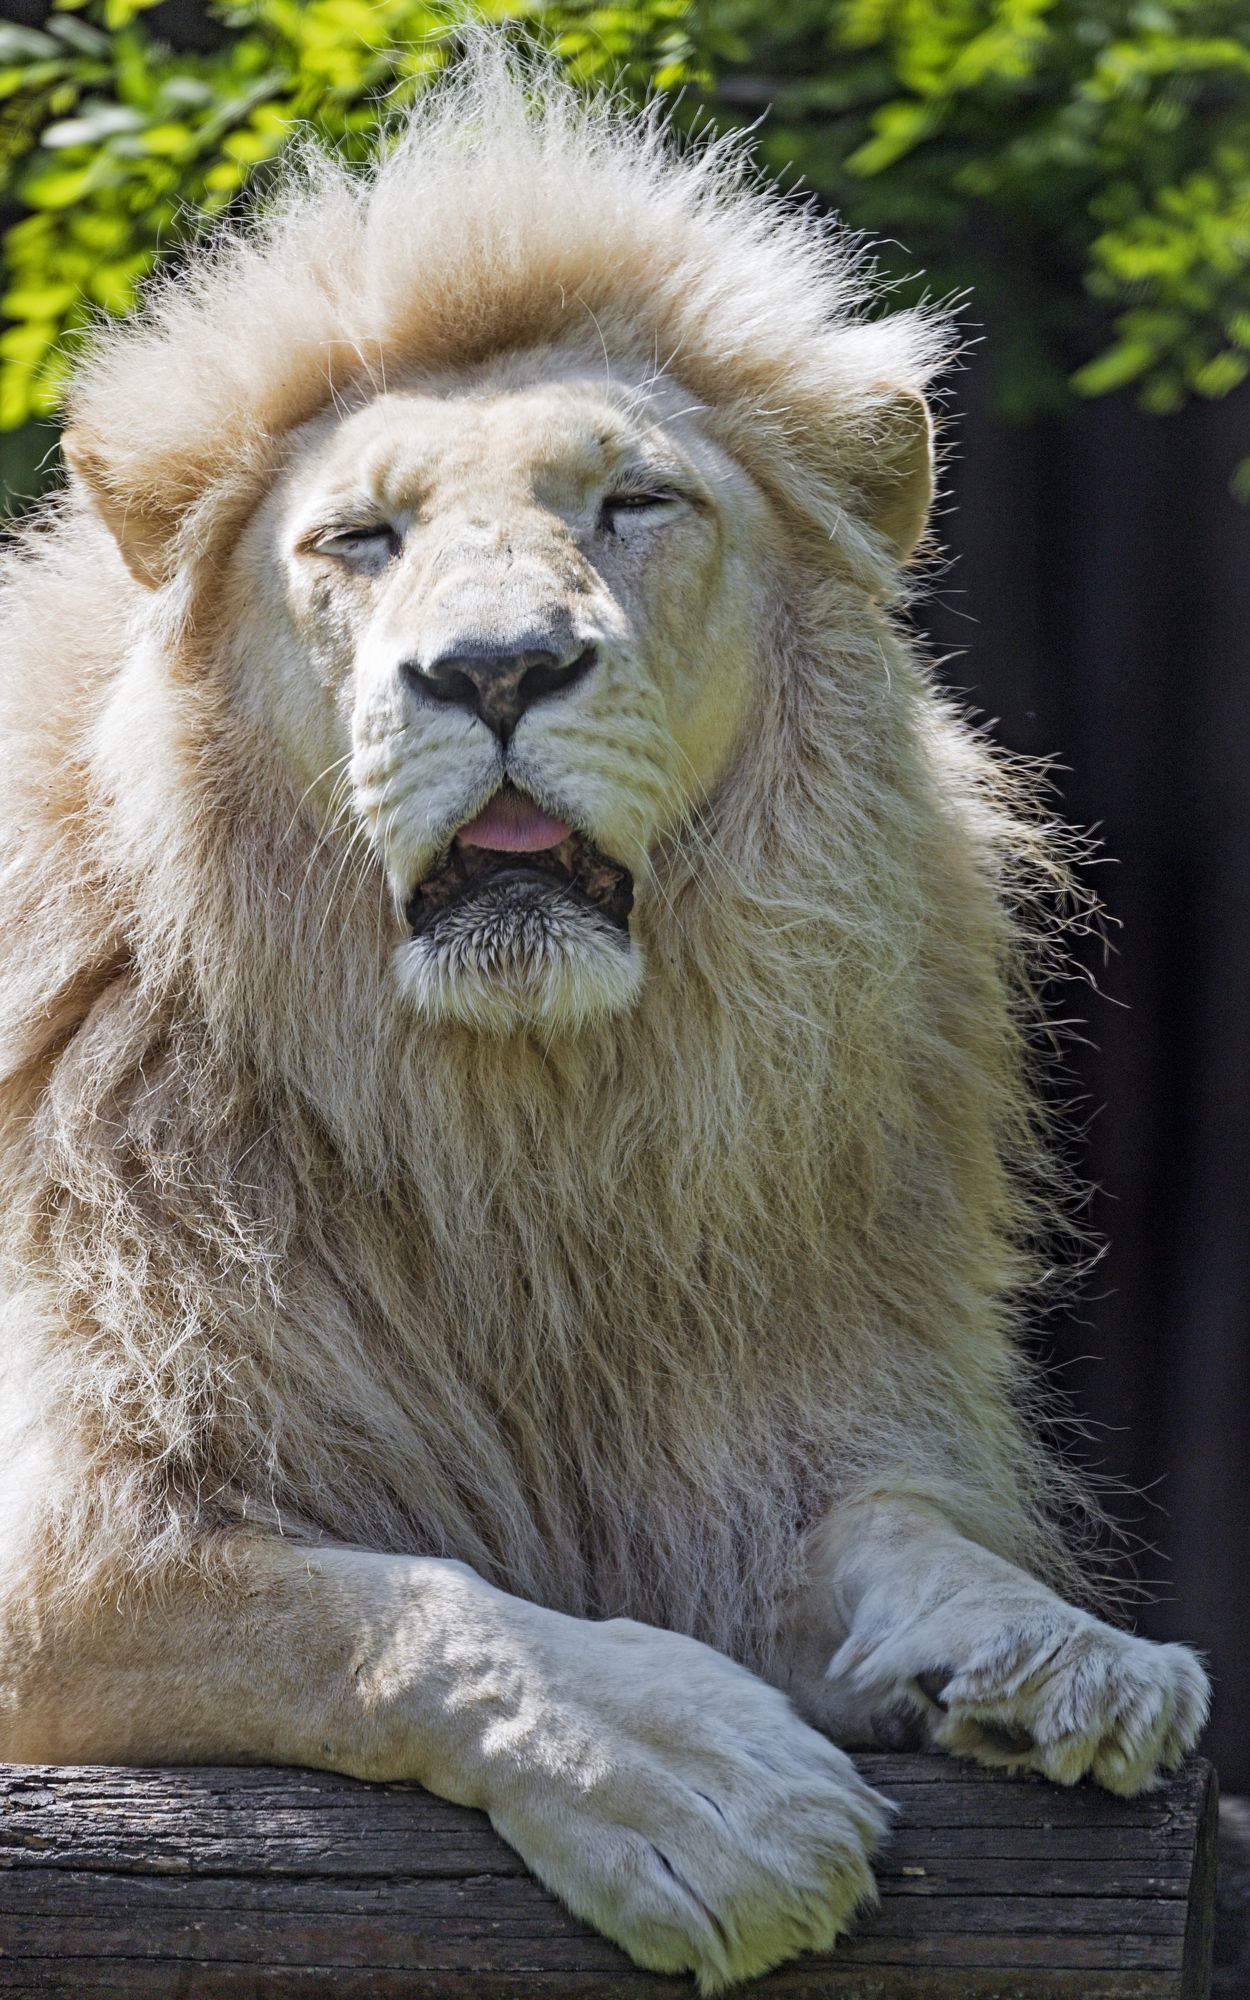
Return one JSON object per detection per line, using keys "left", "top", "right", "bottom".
{"left": 284, "top": 361, "right": 710, "bottom": 529}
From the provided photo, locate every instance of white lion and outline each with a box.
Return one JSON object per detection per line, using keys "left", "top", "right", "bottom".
{"left": 0, "top": 43, "right": 1207, "bottom": 1993}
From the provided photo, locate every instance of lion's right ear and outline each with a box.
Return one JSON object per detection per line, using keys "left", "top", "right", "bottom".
{"left": 61, "top": 428, "right": 178, "bottom": 589}
{"left": 855, "top": 388, "right": 935, "bottom": 563}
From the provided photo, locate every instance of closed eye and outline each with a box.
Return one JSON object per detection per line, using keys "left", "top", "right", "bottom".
{"left": 598, "top": 490, "right": 682, "bottom": 534}
{"left": 307, "top": 524, "right": 401, "bottom": 570}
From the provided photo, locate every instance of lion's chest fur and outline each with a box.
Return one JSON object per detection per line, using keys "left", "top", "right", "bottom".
{"left": 279, "top": 1131, "right": 833, "bottom": 1664}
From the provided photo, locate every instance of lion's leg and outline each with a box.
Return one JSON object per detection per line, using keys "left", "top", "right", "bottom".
{"left": 778, "top": 1496, "right": 1209, "bottom": 1796}
{"left": 1, "top": 1532, "right": 889, "bottom": 1993}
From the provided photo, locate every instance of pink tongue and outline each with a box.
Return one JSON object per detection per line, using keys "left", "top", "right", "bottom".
{"left": 457, "top": 791, "right": 572, "bottom": 853}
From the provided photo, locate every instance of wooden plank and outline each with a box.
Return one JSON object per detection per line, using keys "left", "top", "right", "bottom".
{"left": 1214, "top": 1796, "right": 1250, "bottom": 1998}
{"left": 1180, "top": 1763, "right": 1219, "bottom": 1999}
{"left": 0, "top": 1756, "right": 1217, "bottom": 1998}
{"left": 0, "top": 1962, "right": 1201, "bottom": 2000}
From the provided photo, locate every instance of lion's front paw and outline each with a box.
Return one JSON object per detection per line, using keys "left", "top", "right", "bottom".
{"left": 486, "top": 1620, "right": 890, "bottom": 1993}
{"left": 829, "top": 1598, "right": 1209, "bottom": 1797}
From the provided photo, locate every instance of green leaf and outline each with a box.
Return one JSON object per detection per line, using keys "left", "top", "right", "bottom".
{"left": 0, "top": 282, "right": 78, "bottom": 318}
{"left": 0, "top": 367, "right": 36, "bottom": 431}
{"left": 138, "top": 121, "right": 196, "bottom": 157}
{"left": 68, "top": 210, "right": 132, "bottom": 252}
{"left": 1192, "top": 351, "right": 1249, "bottom": 397}
{"left": 44, "top": 106, "right": 146, "bottom": 147}
{"left": 0, "top": 26, "right": 60, "bottom": 61}
{"left": 1139, "top": 372, "right": 1185, "bottom": 414}
{"left": 0, "top": 61, "right": 72, "bottom": 102}
{"left": 222, "top": 124, "right": 285, "bottom": 164}
{"left": 20, "top": 161, "right": 111, "bottom": 210}
{"left": 86, "top": 253, "right": 153, "bottom": 311}
{"left": 202, "top": 157, "right": 248, "bottom": 195}
{"left": 1071, "top": 338, "right": 1156, "bottom": 397}
{"left": 0, "top": 321, "right": 60, "bottom": 366}
{"left": 45, "top": 16, "right": 111, "bottom": 56}
{"left": 846, "top": 98, "right": 937, "bottom": 175}
{"left": 21, "top": 165, "right": 102, "bottom": 210}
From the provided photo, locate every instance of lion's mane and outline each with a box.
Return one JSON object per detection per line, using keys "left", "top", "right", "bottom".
{"left": 0, "top": 46, "right": 1089, "bottom": 1670}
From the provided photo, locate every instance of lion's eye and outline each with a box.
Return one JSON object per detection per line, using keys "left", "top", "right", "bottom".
{"left": 310, "top": 525, "right": 401, "bottom": 571}
{"left": 598, "top": 491, "right": 680, "bottom": 534}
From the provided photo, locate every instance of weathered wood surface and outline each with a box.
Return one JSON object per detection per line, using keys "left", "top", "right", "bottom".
{"left": 0, "top": 1754, "right": 1218, "bottom": 1998}
{"left": 1214, "top": 1796, "right": 1250, "bottom": 1999}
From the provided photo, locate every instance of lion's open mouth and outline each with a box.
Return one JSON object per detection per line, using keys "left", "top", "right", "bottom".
{"left": 405, "top": 791, "right": 634, "bottom": 942}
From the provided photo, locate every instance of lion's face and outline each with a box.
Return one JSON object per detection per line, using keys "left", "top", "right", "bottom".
{"left": 237, "top": 348, "right": 770, "bottom": 1033}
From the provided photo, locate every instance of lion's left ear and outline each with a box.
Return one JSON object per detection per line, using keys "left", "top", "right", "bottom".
{"left": 856, "top": 388, "right": 934, "bottom": 562}
{"left": 61, "top": 428, "right": 178, "bottom": 589}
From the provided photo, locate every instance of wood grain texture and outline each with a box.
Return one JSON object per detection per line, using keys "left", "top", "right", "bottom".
{"left": 0, "top": 1755, "right": 1218, "bottom": 1998}
{"left": 1213, "top": 1797, "right": 1250, "bottom": 2000}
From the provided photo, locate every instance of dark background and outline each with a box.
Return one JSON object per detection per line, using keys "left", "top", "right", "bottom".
{"left": 924, "top": 354, "right": 1250, "bottom": 1785}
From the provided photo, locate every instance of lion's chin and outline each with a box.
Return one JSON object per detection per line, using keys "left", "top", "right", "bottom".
{"left": 393, "top": 882, "right": 644, "bottom": 1034}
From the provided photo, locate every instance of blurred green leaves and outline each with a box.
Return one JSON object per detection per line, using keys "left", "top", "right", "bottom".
{"left": 0, "top": 0, "right": 1248, "bottom": 479}
{"left": 706, "top": 0, "right": 1250, "bottom": 440}
{"left": 0, "top": 0, "right": 708, "bottom": 440}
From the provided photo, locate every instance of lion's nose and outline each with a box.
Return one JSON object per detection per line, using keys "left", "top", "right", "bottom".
{"left": 403, "top": 641, "right": 597, "bottom": 744}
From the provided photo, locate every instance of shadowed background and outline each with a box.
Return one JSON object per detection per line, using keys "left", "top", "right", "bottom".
{"left": 927, "top": 356, "right": 1250, "bottom": 1787}
{"left": 2, "top": 0, "right": 1247, "bottom": 1784}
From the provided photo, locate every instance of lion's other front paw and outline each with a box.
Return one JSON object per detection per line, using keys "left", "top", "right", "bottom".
{"left": 485, "top": 1619, "right": 890, "bottom": 1994}
{"left": 828, "top": 1596, "right": 1210, "bottom": 1797}
{"left": 932, "top": 1620, "right": 1210, "bottom": 1795}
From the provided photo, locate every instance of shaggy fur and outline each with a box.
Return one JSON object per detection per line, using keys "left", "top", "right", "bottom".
{"left": 2, "top": 45, "right": 1085, "bottom": 1680}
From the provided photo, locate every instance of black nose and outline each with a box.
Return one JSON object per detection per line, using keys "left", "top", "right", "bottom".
{"left": 404, "top": 641, "right": 597, "bottom": 743}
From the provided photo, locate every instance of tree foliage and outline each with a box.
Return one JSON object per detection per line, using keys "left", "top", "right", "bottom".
{"left": 708, "top": 0, "right": 1250, "bottom": 433}
{"left": 1, "top": 0, "right": 1248, "bottom": 489}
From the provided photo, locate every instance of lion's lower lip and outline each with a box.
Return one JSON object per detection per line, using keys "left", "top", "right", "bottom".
{"left": 405, "top": 832, "right": 635, "bottom": 940}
